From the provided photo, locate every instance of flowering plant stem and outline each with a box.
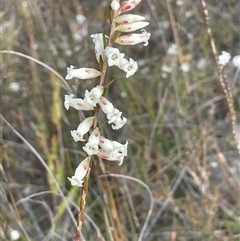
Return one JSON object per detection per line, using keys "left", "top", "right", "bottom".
{"left": 75, "top": 12, "right": 119, "bottom": 239}
{"left": 64, "top": 1, "right": 151, "bottom": 239}
{"left": 75, "top": 37, "right": 108, "bottom": 241}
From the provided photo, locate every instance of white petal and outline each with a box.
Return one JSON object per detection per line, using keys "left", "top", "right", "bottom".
{"left": 115, "top": 22, "right": 149, "bottom": 32}
{"left": 118, "top": 58, "right": 129, "bottom": 70}
{"left": 64, "top": 94, "right": 93, "bottom": 111}
{"left": 91, "top": 33, "right": 108, "bottom": 62}
{"left": 106, "top": 49, "right": 125, "bottom": 67}
{"left": 84, "top": 85, "right": 104, "bottom": 107}
{"left": 121, "top": 0, "right": 142, "bottom": 12}
{"left": 71, "top": 117, "right": 94, "bottom": 142}
{"left": 99, "top": 136, "right": 114, "bottom": 151}
{"left": 114, "top": 14, "right": 145, "bottom": 24}
{"left": 99, "top": 96, "right": 115, "bottom": 115}
{"left": 65, "top": 66, "right": 101, "bottom": 79}
{"left": 105, "top": 47, "right": 124, "bottom": 67}
{"left": 111, "top": 0, "right": 120, "bottom": 10}
{"left": 88, "top": 127, "right": 101, "bottom": 144}
{"left": 83, "top": 128, "right": 100, "bottom": 155}
{"left": 68, "top": 176, "right": 84, "bottom": 186}
{"left": 83, "top": 143, "right": 99, "bottom": 155}
{"left": 119, "top": 58, "right": 138, "bottom": 78}
{"left": 71, "top": 130, "right": 85, "bottom": 142}
{"left": 107, "top": 109, "right": 122, "bottom": 123}
{"left": 97, "top": 140, "right": 128, "bottom": 165}
{"left": 68, "top": 157, "right": 90, "bottom": 187}
{"left": 111, "top": 117, "right": 127, "bottom": 130}
{"left": 116, "top": 29, "right": 151, "bottom": 46}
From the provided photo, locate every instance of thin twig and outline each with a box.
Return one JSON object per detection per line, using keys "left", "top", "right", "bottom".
{"left": 75, "top": 157, "right": 92, "bottom": 241}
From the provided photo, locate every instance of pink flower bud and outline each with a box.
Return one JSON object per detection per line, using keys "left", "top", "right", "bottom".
{"left": 115, "top": 21, "right": 149, "bottom": 32}
{"left": 121, "top": 0, "right": 142, "bottom": 12}
{"left": 114, "top": 14, "right": 145, "bottom": 24}
{"left": 99, "top": 96, "right": 115, "bottom": 115}
{"left": 67, "top": 157, "right": 90, "bottom": 187}
{"left": 111, "top": 0, "right": 120, "bottom": 10}
{"left": 98, "top": 137, "right": 128, "bottom": 165}
{"left": 83, "top": 127, "right": 100, "bottom": 155}
{"left": 115, "top": 29, "right": 151, "bottom": 46}
{"left": 99, "top": 136, "right": 114, "bottom": 151}
{"left": 71, "top": 116, "right": 94, "bottom": 142}
{"left": 65, "top": 65, "right": 101, "bottom": 80}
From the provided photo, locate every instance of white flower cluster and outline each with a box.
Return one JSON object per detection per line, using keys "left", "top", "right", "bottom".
{"left": 90, "top": 1, "right": 151, "bottom": 79}
{"left": 65, "top": 0, "right": 150, "bottom": 187}
{"left": 105, "top": 47, "right": 138, "bottom": 78}
{"left": 65, "top": 85, "right": 128, "bottom": 186}
{"left": 65, "top": 85, "right": 127, "bottom": 151}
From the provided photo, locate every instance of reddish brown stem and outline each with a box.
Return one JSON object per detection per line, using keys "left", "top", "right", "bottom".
{"left": 74, "top": 8, "right": 120, "bottom": 240}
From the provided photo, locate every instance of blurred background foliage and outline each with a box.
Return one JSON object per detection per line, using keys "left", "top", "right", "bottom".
{"left": 1, "top": 0, "right": 240, "bottom": 240}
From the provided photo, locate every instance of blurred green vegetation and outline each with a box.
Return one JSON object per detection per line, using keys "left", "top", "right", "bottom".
{"left": 1, "top": 0, "right": 240, "bottom": 240}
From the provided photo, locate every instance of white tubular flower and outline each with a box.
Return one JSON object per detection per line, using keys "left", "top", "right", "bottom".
{"left": 99, "top": 96, "right": 115, "bottom": 115}
{"left": 115, "top": 22, "right": 149, "bottom": 32}
{"left": 116, "top": 29, "right": 151, "bottom": 46}
{"left": 98, "top": 137, "right": 128, "bottom": 165}
{"left": 99, "top": 136, "right": 114, "bottom": 151}
{"left": 111, "top": 116, "right": 127, "bottom": 130}
{"left": 71, "top": 116, "right": 94, "bottom": 142}
{"left": 83, "top": 127, "right": 100, "bottom": 155}
{"left": 97, "top": 149, "right": 112, "bottom": 160}
{"left": 91, "top": 33, "right": 107, "bottom": 62}
{"left": 111, "top": 0, "right": 120, "bottom": 10}
{"left": 105, "top": 47, "right": 125, "bottom": 67}
{"left": 107, "top": 109, "right": 127, "bottom": 129}
{"left": 65, "top": 65, "right": 101, "bottom": 80}
{"left": 68, "top": 157, "right": 90, "bottom": 187}
{"left": 218, "top": 51, "right": 231, "bottom": 66}
{"left": 111, "top": 140, "right": 128, "bottom": 165}
{"left": 99, "top": 97, "right": 127, "bottom": 129}
{"left": 114, "top": 14, "right": 145, "bottom": 24}
{"left": 119, "top": 58, "right": 138, "bottom": 78}
{"left": 107, "top": 109, "right": 122, "bottom": 123}
{"left": 121, "top": 0, "right": 142, "bottom": 12}
{"left": 64, "top": 94, "right": 94, "bottom": 111}
{"left": 84, "top": 85, "right": 104, "bottom": 107}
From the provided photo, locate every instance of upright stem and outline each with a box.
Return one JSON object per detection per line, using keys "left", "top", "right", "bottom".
{"left": 74, "top": 8, "right": 122, "bottom": 240}
{"left": 75, "top": 157, "right": 93, "bottom": 241}
{"left": 99, "top": 10, "right": 117, "bottom": 87}
{"left": 200, "top": 0, "right": 240, "bottom": 154}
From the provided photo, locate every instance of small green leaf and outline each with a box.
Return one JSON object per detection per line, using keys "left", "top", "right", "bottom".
{"left": 102, "top": 31, "right": 107, "bottom": 48}
{"left": 99, "top": 55, "right": 104, "bottom": 71}
{"left": 111, "top": 31, "right": 121, "bottom": 45}
{"left": 108, "top": 5, "right": 113, "bottom": 24}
